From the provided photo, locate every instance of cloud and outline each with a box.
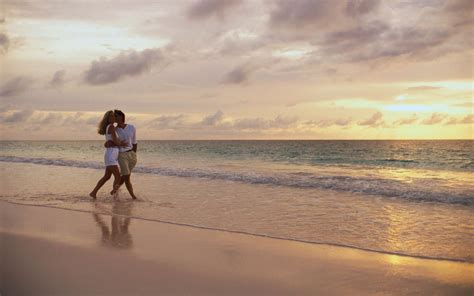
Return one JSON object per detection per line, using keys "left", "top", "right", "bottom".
{"left": 452, "top": 102, "right": 473, "bottom": 108}
{"left": 324, "top": 20, "right": 389, "bottom": 46}
{"left": 269, "top": 0, "right": 341, "bottom": 32}
{"left": 333, "top": 117, "right": 352, "bottom": 126}
{"left": 460, "top": 114, "right": 474, "bottom": 124}
{"left": 394, "top": 114, "right": 418, "bottom": 125}
{"left": 445, "top": 114, "right": 474, "bottom": 125}
{"left": 217, "top": 29, "right": 265, "bottom": 56}
{"left": 322, "top": 23, "right": 452, "bottom": 63}
{"left": 194, "top": 111, "right": 298, "bottom": 131}
{"left": 2, "top": 1, "right": 170, "bottom": 22}
{"left": 37, "top": 112, "right": 65, "bottom": 124}
{"left": 84, "top": 115, "right": 101, "bottom": 126}
{"left": 151, "top": 114, "right": 186, "bottom": 129}
{"left": 341, "top": 1, "right": 472, "bottom": 62}
{"left": 345, "top": 0, "right": 380, "bottom": 17}
{"left": 358, "top": 111, "right": 384, "bottom": 127}
{"left": 321, "top": 20, "right": 390, "bottom": 61}
{"left": 83, "top": 48, "right": 165, "bottom": 85}
{"left": 233, "top": 117, "right": 268, "bottom": 130}
{"left": 405, "top": 86, "right": 442, "bottom": 92}
{"left": 0, "top": 32, "right": 9, "bottom": 54}
{"left": 187, "top": 0, "right": 242, "bottom": 20}
{"left": 444, "top": 0, "right": 473, "bottom": 28}
{"left": 264, "top": 0, "right": 469, "bottom": 64}
{"left": 222, "top": 60, "right": 273, "bottom": 84}
{"left": 378, "top": 28, "right": 451, "bottom": 58}
{"left": 50, "top": 70, "right": 66, "bottom": 87}
{"left": 1, "top": 110, "right": 104, "bottom": 127}
{"left": 222, "top": 64, "right": 256, "bottom": 84}
{"left": 446, "top": 0, "right": 473, "bottom": 11}
{"left": 201, "top": 110, "right": 225, "bottom": 126}
{"left": 0, "top": 76, "right": 34, "bottom": 97}
{"left": 267, "top": 0, "right": 380, "bottom": 41}
{"left": 421, "top": 113, "right": 447, "bottom": 125}
{"left": 269, "top": 115, "right": 298, "bottom": 128}
{"left": 0, "top": 109, "right": 34, "bottom": 123}
{"left": 233, "top": 115, "right": 298, "bottom": 130}
{"left": 305, "top": 117, "right": 352, "bottom": 128}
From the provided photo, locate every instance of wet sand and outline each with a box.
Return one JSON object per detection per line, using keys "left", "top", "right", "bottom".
{"left": 1, "top": 201, "right": 473, "bottom": 295}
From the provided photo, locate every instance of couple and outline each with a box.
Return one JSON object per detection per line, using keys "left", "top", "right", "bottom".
{"left": 90, "top": 109, "right": 138, "bottom": 200}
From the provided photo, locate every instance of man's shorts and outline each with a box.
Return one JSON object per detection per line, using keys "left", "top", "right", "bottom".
{"left": 118, "top": 151, "right": 137, "bottom": 176}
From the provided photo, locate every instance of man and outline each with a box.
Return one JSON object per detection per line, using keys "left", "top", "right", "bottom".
{"left": 105, "top": 109, "right": 138, "bottom": 199}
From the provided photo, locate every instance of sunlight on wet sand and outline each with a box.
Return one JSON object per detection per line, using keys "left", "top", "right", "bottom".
{"left": 1, "top": 201, "right": 473, "bottom": 295}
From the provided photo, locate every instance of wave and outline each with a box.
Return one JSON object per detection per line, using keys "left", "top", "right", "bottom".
{"left": 1, "top": 155, "right": 473, "bottom": 206}
{"left": 378, "top": 158, "right": 418, "bottom": 163}
{"left": 461, "top": 161, "right": 474, "bottom": 169}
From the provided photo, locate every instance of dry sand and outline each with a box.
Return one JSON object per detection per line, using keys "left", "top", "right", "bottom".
{"left": 1, "top": 201, "right": 473, "bottom": 295}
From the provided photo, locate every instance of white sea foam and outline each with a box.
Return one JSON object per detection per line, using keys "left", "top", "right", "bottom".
{"left": 1, "top": 155, "right": 472, "bottom": 206}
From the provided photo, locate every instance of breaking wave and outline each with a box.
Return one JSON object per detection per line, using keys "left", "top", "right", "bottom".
{"left": 1, "top": 155, "right": 472, "bottom": 206}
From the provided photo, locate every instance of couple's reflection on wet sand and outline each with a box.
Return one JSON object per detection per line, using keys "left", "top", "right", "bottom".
{"left": 93, "top": 202, "right": 134, "bottom": 249}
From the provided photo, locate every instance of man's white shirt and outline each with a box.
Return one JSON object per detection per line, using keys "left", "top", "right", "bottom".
{"left": 116, "top": 124, "right": 137, "bottom": 152}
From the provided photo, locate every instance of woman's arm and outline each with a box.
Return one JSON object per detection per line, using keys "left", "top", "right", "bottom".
{"left": 107, "top": 125, "right": 122, "bottom": 146}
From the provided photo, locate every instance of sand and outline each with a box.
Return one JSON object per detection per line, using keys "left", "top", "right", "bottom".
{"left": 1, "top": 201, "right": 473, "bottom": 296}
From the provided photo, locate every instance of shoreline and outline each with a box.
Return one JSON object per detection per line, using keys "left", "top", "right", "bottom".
{"left": 1, "top": 201, "right": 473, "bottom": 295}
{"left": 2, "top": 200, "right": 472, "bottom": 264}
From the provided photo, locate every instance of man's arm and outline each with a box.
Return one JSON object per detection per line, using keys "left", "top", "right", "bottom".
{"left": 104, "top": 140, "right": 116, "bottom": 148}
{"left": 132, "top": 126, "right": 138, "bottom": 152}
{"left": 104, "top": 140, "right": 128, "bottom": 148}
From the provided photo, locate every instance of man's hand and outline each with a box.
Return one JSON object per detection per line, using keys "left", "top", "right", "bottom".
{"left": 104, "top": 140, "right": 128, "bottom": 148}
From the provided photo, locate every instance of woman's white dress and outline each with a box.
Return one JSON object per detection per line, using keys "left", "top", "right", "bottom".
{"left": 104, "top": 124, "right": 119, "bottom": 166}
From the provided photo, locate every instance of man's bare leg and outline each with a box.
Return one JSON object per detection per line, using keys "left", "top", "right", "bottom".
{"left": 122, "top": 174, "right": 137, "bottom": 200}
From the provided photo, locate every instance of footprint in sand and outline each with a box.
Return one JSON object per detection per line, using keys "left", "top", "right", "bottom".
{"left": 157, "top": 202, "right": 175, "bottom": 208}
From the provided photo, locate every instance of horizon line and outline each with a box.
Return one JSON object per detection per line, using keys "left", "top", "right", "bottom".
{"left": 1, "top": 139, "right": 473, "bottom": 141}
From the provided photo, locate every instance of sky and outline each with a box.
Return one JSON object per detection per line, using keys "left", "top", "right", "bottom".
{"left": 0, "top": 0, "right": 472, "bottom": 140}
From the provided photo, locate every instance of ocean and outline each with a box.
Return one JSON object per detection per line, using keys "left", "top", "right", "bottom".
{"left": 1, "top": 140, "right": 473, "bottom": 262}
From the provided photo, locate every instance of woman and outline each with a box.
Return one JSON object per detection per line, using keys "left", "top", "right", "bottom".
{"left": 90, "top": 110, "right": 123, "bottom": 199}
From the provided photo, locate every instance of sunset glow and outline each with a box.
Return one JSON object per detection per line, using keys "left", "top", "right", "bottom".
{"left": 0, "top": 0, "right": 472, "bottom": 140}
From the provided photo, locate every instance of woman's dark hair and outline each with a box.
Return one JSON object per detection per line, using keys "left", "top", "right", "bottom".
{"left": 114, "top": 109, "right": 125, "bottom": 122}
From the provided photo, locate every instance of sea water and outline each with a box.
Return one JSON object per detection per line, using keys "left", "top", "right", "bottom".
{"left": 1, "top": 140, "right": 473, "bottom": 262}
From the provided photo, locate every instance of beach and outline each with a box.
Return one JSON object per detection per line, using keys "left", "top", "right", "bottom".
{"left": 2, "top": 0, "right": 472, "bottom": 293}
{"left": 2, "top": 201, "right": 473, "bottom": 295}
{"left": 1, "top": 140, "right": 473, "bottom": 295}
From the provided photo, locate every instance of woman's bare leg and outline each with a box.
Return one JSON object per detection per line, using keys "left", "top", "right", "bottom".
{"left": 110, "top": 166, "right": 121, "bottom": 199}
{"left": 90, "top": 167, "right": 113, "bottom": 199}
